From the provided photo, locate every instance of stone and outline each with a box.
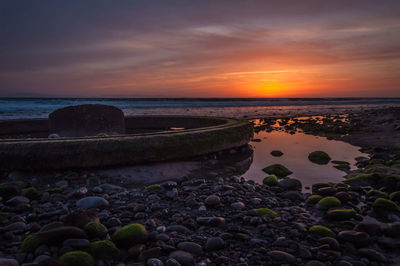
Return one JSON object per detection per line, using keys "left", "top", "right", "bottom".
{"left": 281, "top": 191, "right": 303, "bottom": 201}
{"left": 384, "top": 222, "right": 400, "bottom": 237}
{"left": 4, "top": 221, "right": 27, "bottom": 231}
{"left": 49, "top": 104, "right": 125, "bottom": 137}
{"left": 231, "top": 202, "right": 245, "bottom": 210}
{"left": 338, "top": 231, "right": 370, "bottom": 246}
{"left": 147, "top": 258, "right": 164, "bottom": 266}
{"left": 36, "top": 226, "right": 88, "bottom": 244}
{"left": 354, "top": 221, "right": 382, "bottom": 236}
{"left": 305, "top": 261, "right": 325, "bottom": 266}
{"left": 177, "top": 242, "right": 203, "bottom": 255}
{"left": 166, "top": 225, "right": 191, "bottom": 234}
{"left": 33, "top": 254, "right": 51, "bottom": 264}
{"left": 205, "top": 237, "right": 225, "bottom": 251}
{"left": 113, "top": 223, "right": 148, "bottom": 247}
{"left": 76, "top": 196, "right": 109, "bottom": 209}
{"left": 6, "top": 196, "right": 29, "bottom": 206}
{"left": 319, "top": 237, "right": 340, "bottom": 250}
{"left": 139, "top": 247, "right": 163, "bottom": 261}
{"left": 262, "top": 164, "right": 292, "bottom": 177}
{"left": 278, "top": 178, "right": 302, "bottom": 190}
{"left": 267, "top": 250, "right": 296, "bottom": 264}
{"left": 270, "top": 150, "right": 283, "bottom": 157}
{"left": 169, "top": 250, "right": 194, "bottom": 266}
{"left": 63, "top": 238, "right": 90, "bottom": 249}
{"left": 205, "top": 195, "right": 220, "bottom": 207}
{"left": 358, "top": 248, "right": 386, "bottom": 262}
{"left": 308, "top": 151, "right": 331, "bottom": 164}
{"left": 0, "top": 258, "right": 19, "bottom": 266}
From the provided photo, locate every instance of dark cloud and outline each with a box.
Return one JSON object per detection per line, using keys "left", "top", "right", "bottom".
{"left": 0, "top": 0, "right": 400, "bottom": 96}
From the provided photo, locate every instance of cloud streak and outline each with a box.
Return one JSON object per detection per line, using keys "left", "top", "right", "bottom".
{"left": 0, "top": 0, "right": 400, "bottom": 97}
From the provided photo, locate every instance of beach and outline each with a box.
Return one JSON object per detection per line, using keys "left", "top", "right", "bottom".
{"left": 1, "top": 102, "right": 400, "bottom": 265}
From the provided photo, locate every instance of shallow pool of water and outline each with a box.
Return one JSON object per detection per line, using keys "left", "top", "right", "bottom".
{"left": 242, "top": 130, "right": 368, "bottom": 191}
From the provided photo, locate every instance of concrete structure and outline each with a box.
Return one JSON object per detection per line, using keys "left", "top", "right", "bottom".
{"left": 0, "top": 116, "right": 253, "bottom": 171}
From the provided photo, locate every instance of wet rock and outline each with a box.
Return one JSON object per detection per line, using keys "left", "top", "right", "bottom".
{"left": 338, "top": 230, "right": 370, "bottom": 246}
{"left": 281, "top": 191, "right": 303, "bottom": 201}
{"left": 262, "top": 164, "right": 292, "bottom": 178}
{"left": 166, "top": 225, "right": 191, "bottom": 234}
{"left": 308, "top": 151, "right": 331, "bottom": 165}
{"left": 278, "top": 178, "right": 302, "bottom": 191}
{"left": 4, "top": 221, "right": 27, "bottom": 231}
{"left": 319, "top": 237, "right": 340, "bottom": 250}
{"left": 169, "top": 250, "right": 194, "bottom": 266}
{"left": 139, "top": 247, "right": 163, "bottom": 261}
{"left": 305, "top": 261, "right": 325, "bottom": 266}
{"left": 358, "top": 248, "right": 386, "bottom": 262}
{"left": 76, "top": 196, "right": 109, "bottom": 209}
{"left": 6, "top": 196, "right": 29, "bottom": 206}
{"left": 231, "top": 202, "right": 245, "bottom": 210}
{"left": 205, "top": 237, "right": 225, "bottom": 251}
{"left": 354, "top": 221, "right": 382, "bottom": 236}
{"left": 63, "top": 238, "right": 90, "bottom": 249}
{"left": 165, "top": 258, "right": 182, "bottom": 266}
{"left": 384, "top": 222, "right": 400, "bottom": 237}
{"left": 147, "top": 258, "right": 164, "bottom": 266}
{"left": 270, "top": 150, "right": 283, "bottom": 157}
{"left": 177, "top": 242, "right": 203, "bottom": 255}
{"left": 36, "top": 226, "right": 87, "bottom": 243}
{"left": 0, "top": 258, "right": 19, "bottom": 266}
{"left": 205, "top": 195, "right": 220, "bottom": 207}
{"left": 267, "top": 250, "right": 296, "bottom": 264}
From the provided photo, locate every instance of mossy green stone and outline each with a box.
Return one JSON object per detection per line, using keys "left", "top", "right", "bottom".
{"left": 263, "top": 175, "right": 278, "bottom": 186}
{"left": 89, "top": 240, "right": 119, "bottom": 259}
{"left": 112, "top": 223, "right": 148, "bottom": 247}
{"left": 96, "top": 133, "right": 109, "bottom": 137}
{"left": 0, "top": 184, "right": 20, "bottom": 199}
{"left": 84, "top": 222, "right": 107, "bottom": 239}
{"left": 145, "top": 184, "right": 161, "bottom": 191}
{"left": 390, "top": 191, "right": 400, "bottom": 202}
{"left": 21, "top": 234, "right": 45, "bottom": 253}
{"left": 327, "top": 209, "right": 357, "bottom": 220}
{"left": 306, "top": 195, "right": 323, "bottom": 205}
{"left": 317, "top": 196, "right": 341, "bottom": 209}
{"left": 308, "top": 151, "right": 331, "bottom": 165}
{"left": 262, "top": 164, "right": 292, "bottom": 178}
{"left": 373, "top": 198, "right": 400, "bottom": 212}
{"left": 59, "top": 251, "right": 94, "bottom": 266}
{"left": 366, "top": 189, "right": 388, "bottom": 198}
{"left": 254, "top": 208, "right": 278, "bottom": 217}
{"left": 22, "top": 187, "right": 41, "bottom": 200}
{"left": 44, "top": 187, "right": 63, "bottom": 194}
{"left": 309, "top": 225, "right": 336, "bottom": 238}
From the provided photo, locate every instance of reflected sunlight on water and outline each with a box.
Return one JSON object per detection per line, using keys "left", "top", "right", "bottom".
{"left": 243, "top": 130, "right": 368, "bottom": 191}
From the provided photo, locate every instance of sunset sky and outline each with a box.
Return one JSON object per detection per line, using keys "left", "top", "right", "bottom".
{"left": 1, "top": 1, "right": 400, "bottom": 97}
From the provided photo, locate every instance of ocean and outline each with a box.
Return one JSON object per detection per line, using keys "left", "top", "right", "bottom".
{"left": 1, "top": 97, "right": 400, "bottom": 120}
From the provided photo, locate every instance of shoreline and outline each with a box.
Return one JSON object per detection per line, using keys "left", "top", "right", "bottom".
{"left": 0, "top": 106, "right": 400, "bottom": 265}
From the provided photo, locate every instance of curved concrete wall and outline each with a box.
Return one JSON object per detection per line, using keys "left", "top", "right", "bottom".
{"left": 0, "top": 116, "right": 253, "bottom": 171}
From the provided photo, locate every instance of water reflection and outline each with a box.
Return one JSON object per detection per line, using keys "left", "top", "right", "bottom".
{"left": 243, "top": 130, "right": 368, "bottom": 191}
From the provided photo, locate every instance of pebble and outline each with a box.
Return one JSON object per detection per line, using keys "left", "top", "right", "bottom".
{"left": 4, "top": 222, "right": 27, "bottom": 231}
{"left": 278, "top": 178, "right": 302, "bottom": 190}
{"left": 267, "top": 250, "right": 296, "bottom": 264}
{"left": 6, "top": 196, "right": 29, "bottom": 206}
{"left": 231, "top": 202, "right": 245, "bottom": 210}
{"left": 169, "top": 250, "right": 194, "bottom": 266}
{"left": 76, "top": 196, "right": 109, "bottom": 209}
{"left": 205, "top": 237, "right": 225, "bottom": 251}
{"left": 62, "top": 238, "right": 90, "bottom": 249}
{"left": 204, "top": 195, "right": 220, "bottom": 207}
{"left": 338, "top": 230, "right": 370, "bottom": 246}
{"left": 177, "top": 242, "right": 203, "bottom": 255}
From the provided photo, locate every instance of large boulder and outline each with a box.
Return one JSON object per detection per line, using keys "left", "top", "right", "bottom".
{"left": 49, "top": 104, "right": 125, "bottom": 137}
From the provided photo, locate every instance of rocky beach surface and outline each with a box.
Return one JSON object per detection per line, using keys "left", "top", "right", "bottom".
{"left": 1, "top": 107, "right": 400, "bottom": 266}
